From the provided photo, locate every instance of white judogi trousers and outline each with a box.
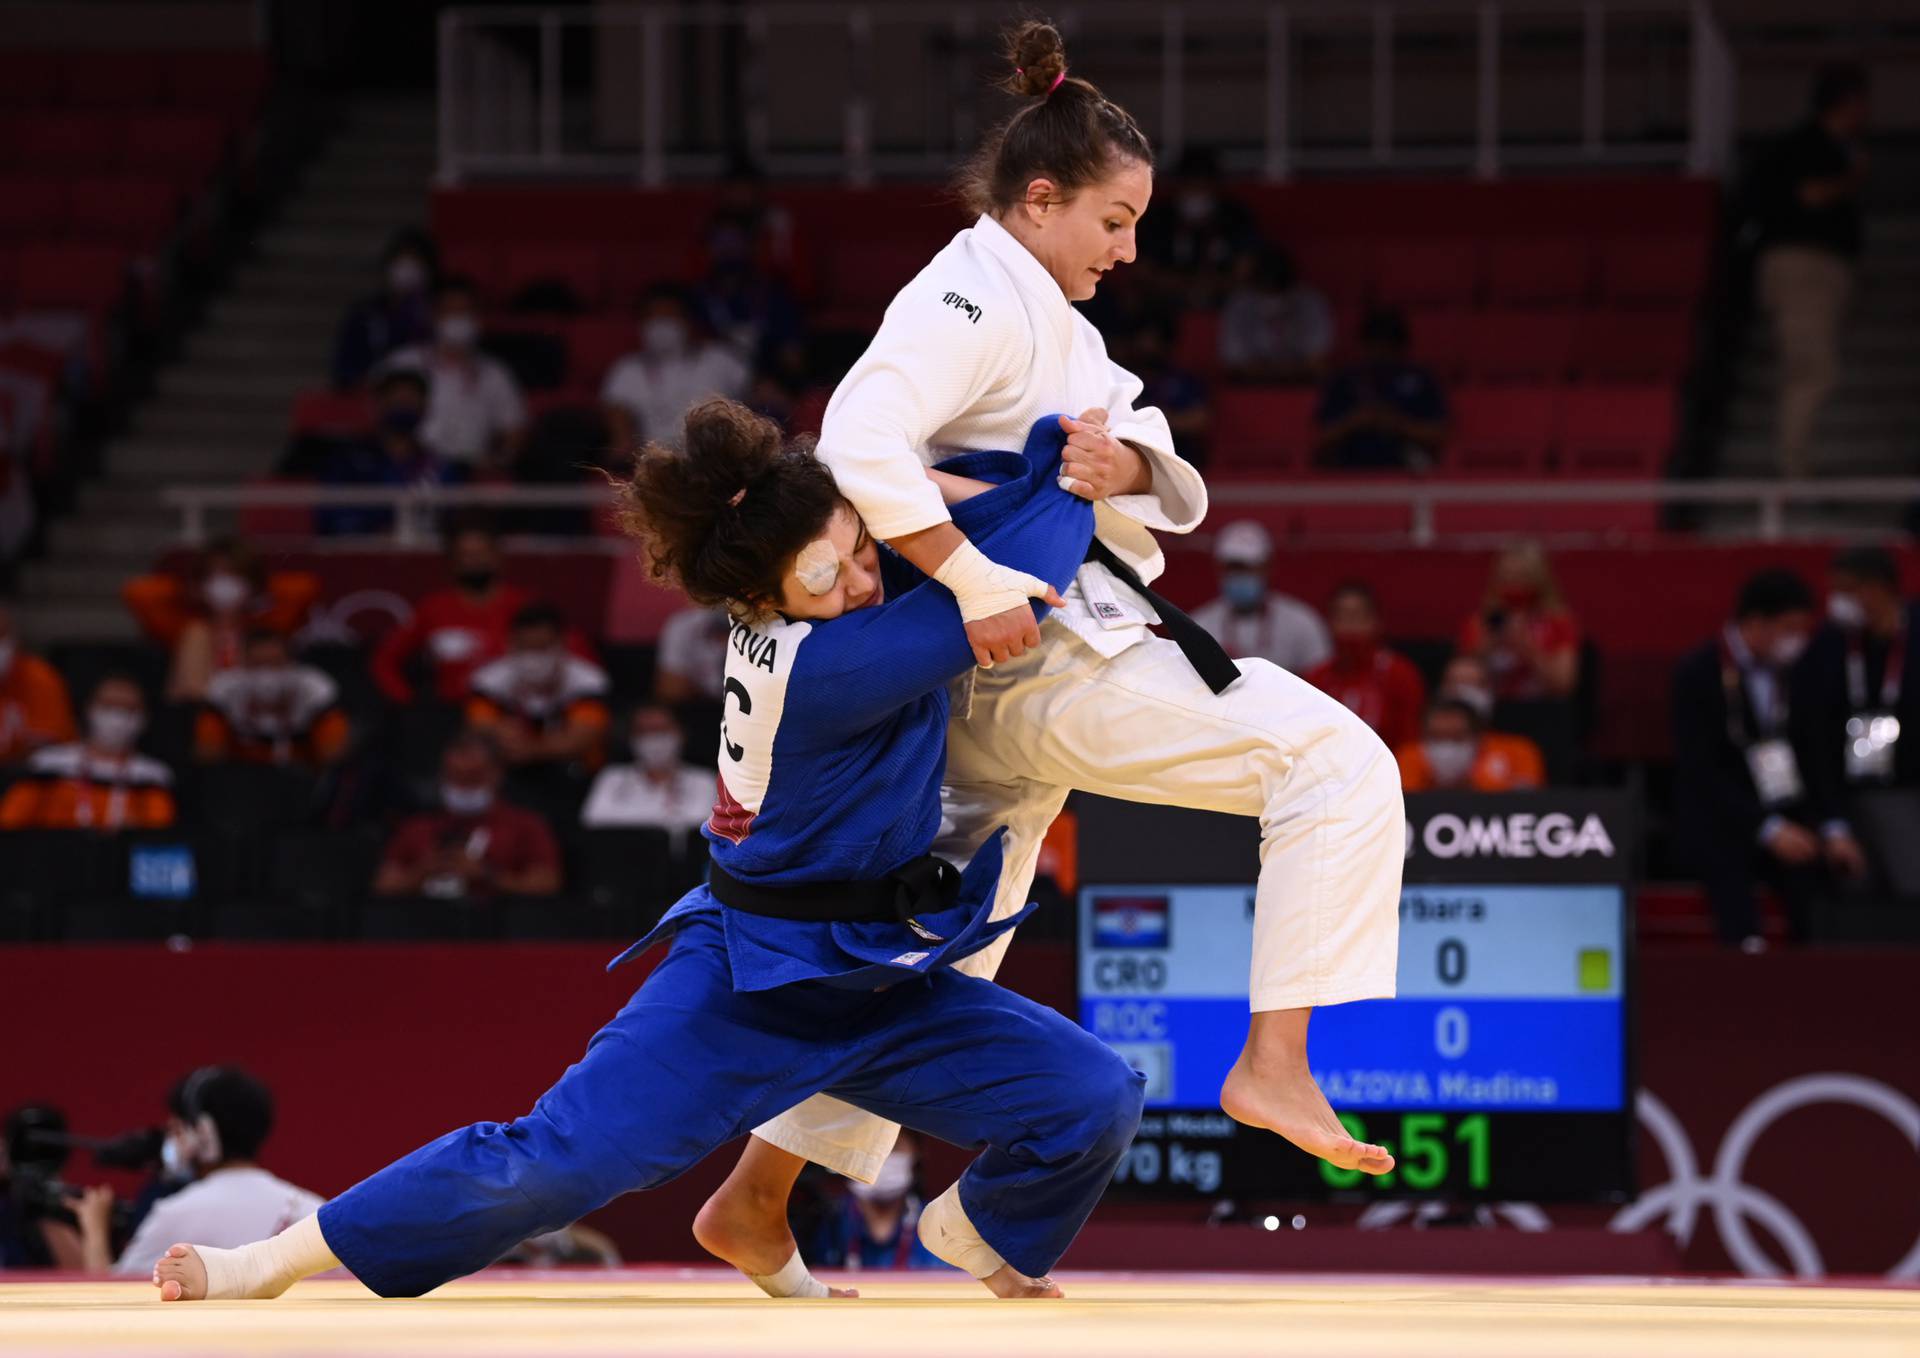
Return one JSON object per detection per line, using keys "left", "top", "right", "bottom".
{"left": 755, "top": 618, "right": 1405, "bottom": 1181}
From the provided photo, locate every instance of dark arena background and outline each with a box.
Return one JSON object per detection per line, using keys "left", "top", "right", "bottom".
{"left": 1, "top": 1, "right": 1918, "bottom": 1354}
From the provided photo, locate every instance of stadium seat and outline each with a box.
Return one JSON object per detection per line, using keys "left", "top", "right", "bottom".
{"left": 189, "top": 763, "right": 323, "bottom": 835}
{"left": 9, "top": 112, "right": 128, "bottom": 172}
{"left": 501, "top": 244, "right": 608, "bottom": 312}
{"left": 66, "top": 177, "right": 181, "bottom": 250}
{"left": 1558, "top": 384, "right": 1675, "bottom": 477}
{"left": 0, "top": 177, "right": 67, "bottom": 241}
{"left": 565, "top": 316, "right": 639, "bottom": 389}
{"left": 125, "top": 112, "right": 231, "bottom": 187}
{"left": 1599, "top": 236, "right": 1705, "bottom": 308}
{"left": 1174, "top": 309, "right": 1221, "bottom": 378}
{"left": 1571, "top": 309, "right": 1694, "bottom": 382}
{"left": 160, "top": 50, "right": 271, "bottom": 119}
{"left": 1445, "top": 386, "right": 1557, "bottom": 476}
{"left": 1292, "top": 239, "right": 1374, "bottom": 307}
{"left": 569, "top": 827, "right": 675, "bottom": 913}
{"left": 1210, "top": 387, "right": 1315, "bottom": 473}
{"left": 62, "top": 51, "right": 168, "bottom": 108}
{"left": 1464, "top": 311, "right": 1576, "bottom": 384}
{"left": 1374, "top": 238, "right": 1480, "bottom": 309}
{"left": 1407, "top": 308, "right": 1480, "bottom": 384}
{"left": 16, "top": 243, "right": 129, "bottom": 311}
{"left": 0, "top": 52, "right": 63, "bottom": 107}
{"left": 290, "top": 389, "right": 374, "bottom": 436}
{"left": 1482, "top": 237, "right": 1593, "bottom": 307}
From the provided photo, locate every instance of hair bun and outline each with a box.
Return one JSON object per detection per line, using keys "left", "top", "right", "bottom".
{"left": 1003, "top": 19, "right": 1067, "bottom": 98}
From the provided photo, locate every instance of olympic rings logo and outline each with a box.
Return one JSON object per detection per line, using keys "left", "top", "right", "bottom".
{"left": 1614, "top": 1076, "right": 1920, "bottom": 1280}
{"left": 1354, "top": 1076, "right": 1920, "bottom": 1279}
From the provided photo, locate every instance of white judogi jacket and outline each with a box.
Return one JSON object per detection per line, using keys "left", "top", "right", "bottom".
{"left": 818, "top": 214, "right": 1208, "bottom": 660}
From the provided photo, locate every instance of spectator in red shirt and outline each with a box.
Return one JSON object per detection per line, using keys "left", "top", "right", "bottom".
{"left": 371, "top": 519, "right": 533, "bottom": 704}
{"left": 1456, "top": 542, "right": 1582, "bottom": 701}
{"left": 1304, "top": 582, "right": 1426, "bottom": 753}
{"left": 372, "top": 730, "right": 562, "bottom": 900}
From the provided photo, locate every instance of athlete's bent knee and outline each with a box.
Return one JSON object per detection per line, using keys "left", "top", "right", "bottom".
{"left": 1086, "top": 1054, "right": 1148, "bottom": 1161}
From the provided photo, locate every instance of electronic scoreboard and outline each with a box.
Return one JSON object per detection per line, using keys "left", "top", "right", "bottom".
{"left": 1076, "top": 792, "right": 1635, "bottom": 1202}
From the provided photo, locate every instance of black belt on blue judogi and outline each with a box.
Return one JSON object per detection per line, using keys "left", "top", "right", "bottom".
{"left": 708, "top": 854, "right": 961, "bottom": 939}
{"left": 1085, "top": 538, "right": 1242, "bottom": 695}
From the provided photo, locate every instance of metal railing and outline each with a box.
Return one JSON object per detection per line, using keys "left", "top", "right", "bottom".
{"left": 159, "top": 478, "right": 1920, "bottom": 550}
{"left": 437, "top": 0, "right": 1736, "bottom": 186}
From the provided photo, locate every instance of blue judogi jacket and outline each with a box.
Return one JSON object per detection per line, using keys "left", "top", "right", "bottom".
{"left": 610, "top": 417, "right": 1093, "bottom": 990}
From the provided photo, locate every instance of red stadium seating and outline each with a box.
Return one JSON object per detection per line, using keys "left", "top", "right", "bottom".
{"left": 1599, "top": 236, "right": 1706, "bottom": 308}
{"left": 124, "top": 112, "right": 231, "bottom": 186}
{"left": 160, "top": 50, "right": 270, "bottom": 119}
{"left": 0, "top": 178, "right": 67, "bottom": 241}
{"left": 1407, "top": 307, "right": 1480, "bottom": 384}
{"left": 1291, "top": 239, "right": 1374, "bottom": 307}
{"left": 1571, "top": 309, "right": 1694, "bottom": 382}
{"left": 1465, "top": 311, "right": 1577, "bottom": 383}
{"left": 1175, "top": 310, "right": 1221, "bottom": 378}
{"left": 501, "top": 244, "right": 608, "bottom": 310}
{"left": 290, "top": 389, "right": 374, "bottom": 437}
{"left": 1211, "top": 387, "right": 1316, "bottom": 474}
{"left": 7, "top": 112, "right": 128, "bottom": 172}
{"left": 1558, "top": 384, "right": 1675, "bottom": 477}
{"left": 565, "top": 316, "right": 638, "bottom": 390}
{"left": 1482, "top": 237, "right": 1593, "bottom": 308}
{"left": 1375, "top": 238, "right": 1479, "bottom": 309}
{"left": 65, "top": 177, "right": 181, "bottom": 250}
{"left": 1445, "top": 386, "right": 1558, "bottom": 476}
{"left": 61, "top": 51, "right": 168, "bottom": 108}
{"left": 16, "top": 243, "right": 128, "bottom": 311}
{"left": 0, "top": 51, "right": 63, "bottom": 107}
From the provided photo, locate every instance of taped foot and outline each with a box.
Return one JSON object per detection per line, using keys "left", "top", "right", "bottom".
{"left": 150, "top": 1214, "right": 339, "bottom": 1302}
{"left": 694, "top": 1189, "right": 855, "bottom": 1299}
{"left": 918, "top": 1185, "right": 1064, "bottom": 1299}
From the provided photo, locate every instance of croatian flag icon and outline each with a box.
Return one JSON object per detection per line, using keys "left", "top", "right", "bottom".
{"left": 1092, "top": 894, "right": 1170, "bottom": 949}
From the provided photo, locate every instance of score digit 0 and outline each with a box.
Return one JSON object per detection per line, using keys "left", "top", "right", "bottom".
{"left": 1436, "top": 937, "right": 1467, "bottom": 985}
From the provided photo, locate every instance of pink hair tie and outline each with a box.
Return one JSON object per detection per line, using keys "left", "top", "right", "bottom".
{"left": 1049, "top": 69, "right": 1067, "bottom": 95}
{"left": 728, "top": 487, "right": 747, "bottom": 507}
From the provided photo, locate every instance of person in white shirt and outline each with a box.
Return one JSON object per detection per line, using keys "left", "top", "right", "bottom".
{"left": 580, "top": 704, "right": 716, "bottom": 833}
{"left": 84, "top": 1068, "right": 323, "bottom": 1276}
{"left": 691, "top": 20, "right": 1402, "bottom": 1300}
{"left": 601, "top": 286, "right": 750, "bottom": 454}
{"left": 1191, "top": 520, "right": 1332, "bottom": 674}
{"left": 382, "top": 278, "right": 528, "bottom": 470}
{"left": 652, "top": 606, "right": 731, "bottom": 705}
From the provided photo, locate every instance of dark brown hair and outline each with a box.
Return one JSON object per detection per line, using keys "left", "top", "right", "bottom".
{"left": 611, "top": 398, "right": 842, "bottom": 619}
{"left": 955, "top": 19, "right": 1153, "bottom": 217}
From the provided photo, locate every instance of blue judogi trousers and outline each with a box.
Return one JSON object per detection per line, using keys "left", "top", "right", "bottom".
{"left": 318, "top": 916, "right": 1145, "bottom": 1297}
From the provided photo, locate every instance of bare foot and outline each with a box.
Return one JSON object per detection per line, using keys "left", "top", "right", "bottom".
{"left": 1220, "top": 1048, "right": 1395, "bottom": 1176}
{"left": 152, "top": 1244, "right": 207, "bottom": 1302}
{"left": 979, "top": 1264, "right": 1065, "bottom": 1299}
{"left": 694, "top": 1183, "right": 857, "bottom": 1299}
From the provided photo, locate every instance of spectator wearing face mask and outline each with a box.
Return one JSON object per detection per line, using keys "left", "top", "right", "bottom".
{"left": 1314, "top": 306, "right": 1449, "bottom": 472}
{"left": 0, "top": 599, "right": 76, "bottom": 765}
{"left": 318, "top": 369, "right": 461, "bottom": 537}
{"left": 1190, "top": 520, "right": 1332, "bottom": 674}
{"left": 373, "top": 730, "right": 562, "bottom": 899}
{"left": 581, "top": 704, "right": 715, "bottom": 833}
{"left": 601, "top": 286, "right": 750, "bottom": 454}
{"left": 370, "top": 519, "right": 534, "bottom": 705}
{"left": 1457, "top": 542, "right": 1582, "bottom": 702}
{"left": 653, "top": 606, "right": 732, "bottom": 707}
{"left": 807, "top": 1133, "right": 942, "bottom": 1271}
{"left": 1219, "top": 246, "right": 1334, "bottom": 385}
{"left": 194, "top": 630, "right": 350, "bottom": 768}
{"left": 124, "top": 538, "right": 321, "bottom": 704}
{"left": 331, "top": 229, "right": 438, "bottom": 389}
{"left": 1432, "top": 653, "right": 1549, "bottom": 769}
{"left": 0, "top": 675, "right": 174, "bottom": 830}
{"left": 1672, "top": 569, "right": 1862, "bottom": 950}
{"left": 692, "top": 160, "right": 812, "bottom": 295}
{"left": 380, "top": 277, "right": 527, "bottom": 471}
{"left": 1135, "top": 148, "right": 1264, "bottom": 308}
{"left": 80, "top": 1068, "right": 322, "bottom": 1277}
{"left": 1304, "top": 583, "right": 1426, "bottom": 754}
{"left": 465, "top": 603, "right": 612, "bottom": 773}
{"left": 1397, "top": 699, "right": 1543, "bottom": 794}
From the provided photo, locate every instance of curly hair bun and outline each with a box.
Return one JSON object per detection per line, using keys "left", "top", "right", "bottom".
{"left": 1003, "top": 19, "right": 1066, "bottom": 98}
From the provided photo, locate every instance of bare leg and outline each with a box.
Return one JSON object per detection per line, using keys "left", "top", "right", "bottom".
{"left": 694, "top": 1136, "right": 857, "bottom": 1299}
{"left": 1219, "top": 1007, "right": 1395, "bottom": 1176}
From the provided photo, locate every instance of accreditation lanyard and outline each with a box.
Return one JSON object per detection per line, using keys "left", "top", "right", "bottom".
{"left": 1719, "top": 634, "right": 1786, "bottom": 744}
{"left": 1845, "top": 625, "right": 1905, "bottom": 711}
{"left": 1722, "top": 633, "right": 1803, "bottom": 808}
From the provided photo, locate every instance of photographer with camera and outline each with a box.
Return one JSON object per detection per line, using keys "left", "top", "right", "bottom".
{"left": 83, "top": 1068, "right": 322, "bottom": 1275}
{"left": 2, "top": 1104, "right": 113, "bottom": 1269}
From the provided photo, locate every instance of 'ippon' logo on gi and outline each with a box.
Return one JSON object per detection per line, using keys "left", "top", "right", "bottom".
{"left": 1417, "top": 812, "right": 1616, "bottom": 860}
{"left": 940, "top": 291, "right": 982, "bottom": 324}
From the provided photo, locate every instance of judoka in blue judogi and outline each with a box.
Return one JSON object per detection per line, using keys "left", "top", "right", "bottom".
{"left": 315, "top": 418, "right": 1146, "bottom": 1297}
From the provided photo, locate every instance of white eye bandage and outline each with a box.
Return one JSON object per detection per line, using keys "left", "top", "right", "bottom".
{"left": 793, "top": 537, "right": 840, "bottom": 596}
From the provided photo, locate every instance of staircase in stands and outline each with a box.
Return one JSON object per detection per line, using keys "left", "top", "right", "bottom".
{"left": 15, "top": 96, "right": 435, "bottom": 644}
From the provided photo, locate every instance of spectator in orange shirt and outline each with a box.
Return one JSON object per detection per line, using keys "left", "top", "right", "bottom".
{"left": 1304, "top": 582, "right": 1427, "bottom": 754}
{"left": 1397, "top": 698, "right": 1545, "bottom": 794}
{"left": 123, "top": 537, "right": 321, "bottom": 703}
{"left": 194, "top": 630, "right": 351, "bottom": 768}
{"left": 465, "top": 603, "right": 611, "bottom": 773}
{"left": 0, "top": 675, "right": 175, "bottom": 830}
{"left": 370, "top": 518, "right": 534, "bottom": 704}
{"left": 1456, "top": 542, "right": 1582, "bottom": 701}
{"left": 0, "top": 600, "right": 76, "bottom": 765}
{"left": 372, "top": 730, "right": 562, "bottom": 899}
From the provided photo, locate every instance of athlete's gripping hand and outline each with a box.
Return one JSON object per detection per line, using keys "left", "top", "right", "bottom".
{"left": 1058, "top": 408, "right": 1152, "bottom": 501}
{"left": 936, "top": 540, "right": 1067, "bottom": 669}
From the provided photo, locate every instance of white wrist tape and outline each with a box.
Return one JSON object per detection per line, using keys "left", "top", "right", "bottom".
{"left": 932, "top": 539, "right": 1052, "bottom": 625}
